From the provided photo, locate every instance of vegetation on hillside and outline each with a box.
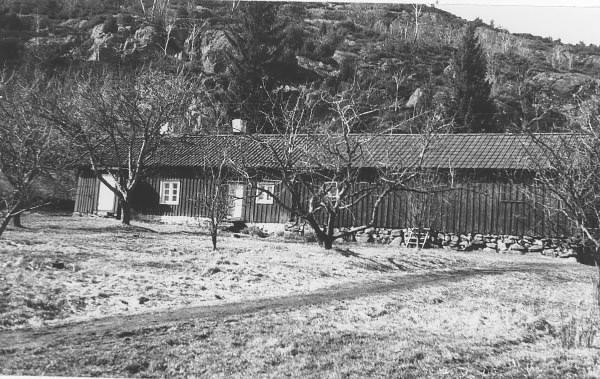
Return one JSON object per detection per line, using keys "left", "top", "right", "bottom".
{"left": 1, "top": 1, "right": 599, "bottom": 134}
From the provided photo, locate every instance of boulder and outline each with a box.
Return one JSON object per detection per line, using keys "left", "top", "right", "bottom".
{"left": 134, "top": 25, "right": 162, "bottom": 48}
{"left": 559, "top": 248, "right": 576, "bottom": 258}
{"left": 405, "top": 88, "right": 424, "bottom": 108}
{"left": 90, "top": 23, "right": 106, "bottom": 40}
{"left": 201, "top": 29, "right": 234, "bottom": 74}
{"left": 509, "top": 243, "right": 525, "bottom": 251}
{"left": 59, "top": 19, "right": 81, "bottom": 28}
{"left": 389, "top": 236, "right": 403, "bottom": 247}
{"left": 530, "top": 72, "right": 600, "bottom": 95}
{"left": 471, "top": 240, "right": 486, "bottom": 246}
{"left": 357, "top": 233, "right": 374, "bottom": 244}
{"left": 296, "top": 55, "right": 338, "bottom": 78}
{"left": 332, "top": 50, "right": 359, "bottom": 66}
{"left": 582, "top": 55, "right": 600, "bottom": 71}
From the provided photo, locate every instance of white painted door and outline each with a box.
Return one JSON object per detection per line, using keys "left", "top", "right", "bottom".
{"left": 228, "top": 183, "right": 244, "bottom": 218}
{"left": 97, "top": 174, "right": 117, "bottom": 213}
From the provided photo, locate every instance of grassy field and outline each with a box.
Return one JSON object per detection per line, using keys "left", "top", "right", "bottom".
{"left": 1, "top": 213, "right": 600, "bottom": 378}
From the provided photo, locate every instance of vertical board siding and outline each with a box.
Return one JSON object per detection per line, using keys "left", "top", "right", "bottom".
{"left": 73, "top": 173, "right": 98, "bottom": 214}
{"left": 76, "top": 170, "right": 570, "bottom": 235}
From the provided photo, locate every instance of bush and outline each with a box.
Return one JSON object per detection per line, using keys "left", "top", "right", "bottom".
{"left": 241, "top": 225, "right": 269, "bottom": 238}
{"left": 559, "top": 314, "right": 599, "bottom": 349}
{"left": 102, "top": 15, "right": 118, "bottom": 33}
{"left": 83, "top": 15, "right": 105, "bottom": 30}
{"left": 338, "top": 56, "right": 356, "bottom": 82}
{"left": 315, "top": 37, "right": 337, "bottom": 58}
{"left": 117, "top": 13, "right": 134, "bottom": 27}
{"left": 334, "top": 20, "right": 358, "bottom": 33}
{"left": 0, "top": 12, "right": 25, "bottom": 31}
{"left": 0, "top": 37, "right": 23, "bottom": 63}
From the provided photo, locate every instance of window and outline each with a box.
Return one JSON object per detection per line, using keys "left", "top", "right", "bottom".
{"left": 256, "top": 183, "right": 275, "bottom": 204}
{"left": 160, "top": 180, "right": 180, "bottom": 205}
{"left": 324, "top": 182, "right": 338, "bottom": 200}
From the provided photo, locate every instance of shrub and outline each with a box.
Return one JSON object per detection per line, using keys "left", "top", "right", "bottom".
{"left": 315, "top": 37, "right": 337, "bottom": 58}
{"left": 335, "top": 20, "right": 358, "bottom": 33}
{"left": 241, "top": 225, "right": 269, "bottom": 238}
{"left": 283, "top": 24, "right": 305, "bottom": 52}
{"left": 83, "top": 15, "right": 105, "bottom": 30}
{"left": 102, "top": 15, "right": 118, "bottom": 33}
{"left": 558, "top": 312, "right": 599, "bottom": 349}
{"left": 319, "top": 22, "right": 328, "bottom": 36}
{"left": 176, "top": 5, "right": 189, "bottom": 19}
{"left": 0, "top": 37, "right": 23, "bottom": 63}
{"left": 0, "top": 12, "right": 25, "bottom": 31}
{"left": 116, "top": 13, "right": 133, "bottom": 26}
{"left": 338, "top": 56, "right": 356, "bottom": 82}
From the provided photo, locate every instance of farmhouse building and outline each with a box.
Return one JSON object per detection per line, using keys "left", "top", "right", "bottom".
{"left": 73, "top": 133, "right": 571, "bottom": 236}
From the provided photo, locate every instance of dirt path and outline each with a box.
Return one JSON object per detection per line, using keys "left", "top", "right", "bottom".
{"left": 0, "top": 264, "right": 549, "bottom": 351}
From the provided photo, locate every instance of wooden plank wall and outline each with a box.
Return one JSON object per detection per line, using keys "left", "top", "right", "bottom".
{"left": 75, "top": 172, "right": 570, "bottom": 236}
{"left": 243, "top": 182, "right": 293, "bottom": 224}
{"left": 73, "top": 172, "right": 98, "bottom": 214}
{"left": 305, "top": 182, "right": 569, "bottom": 236}
{"left": 131, "top": 173, "right": 292, "bottom": 223}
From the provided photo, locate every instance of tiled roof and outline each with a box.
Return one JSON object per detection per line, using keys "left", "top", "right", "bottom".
{"left": 142, "top": 133, "right": 576, "bottom": 170}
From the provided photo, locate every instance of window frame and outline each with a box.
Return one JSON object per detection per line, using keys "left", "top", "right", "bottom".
{"left": 324, "top": 181, "right": 339, "bottom": 200}
{"left": 255, "top": 182, "right": 275, "bottom": 205}
{"left": 159, "top": 180, "right": 181, "bottom": 205}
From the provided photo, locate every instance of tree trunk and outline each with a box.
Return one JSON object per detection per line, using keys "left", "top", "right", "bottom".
{"left": 211, "top": 231, "right": 218, "bottom": 250}
{"left": 120, "top": 199, "right": 131, "bottom": 225}
{"left": 305, "top": 216, "right": 333, "bottom": 250}
{"left": 12, "top": 213, "right": 22, "bottom": 227}
{"left": 595, "top": 248, "right": 600, "bottom": 308}
{"left": 0, "top": 215, "right": 12, "bottom": 237}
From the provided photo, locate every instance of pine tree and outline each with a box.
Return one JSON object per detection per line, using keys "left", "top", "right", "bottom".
{"left": 452, "top": 21, "right": 497, "bottom": 133}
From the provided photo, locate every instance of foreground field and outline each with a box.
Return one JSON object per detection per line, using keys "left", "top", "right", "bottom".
{"left": 1, "top": 213, "right": 599, "bottom": 378}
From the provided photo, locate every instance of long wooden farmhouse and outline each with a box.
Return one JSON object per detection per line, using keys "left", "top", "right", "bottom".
{"left": 73, "top": 133, "right": 572, "bottom": 236}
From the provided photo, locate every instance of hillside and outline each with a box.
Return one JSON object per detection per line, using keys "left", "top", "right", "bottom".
{"left": 2, "top": 0, "right": 600, "bottom": 133}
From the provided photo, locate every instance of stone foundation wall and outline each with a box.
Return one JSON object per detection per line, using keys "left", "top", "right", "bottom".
{"left": 284, "top": 221, "right": 592, "bottom": 261}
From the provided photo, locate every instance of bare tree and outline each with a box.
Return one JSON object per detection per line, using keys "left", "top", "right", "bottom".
{"left": 196, "top": 155, "right": 237, "bottom": 250}
{"left": 39, "top": 67, "right": 199, "bottom": 225}
{"left": 0, "top": 72, "right": 72, "bottom": 237}
{"left": 412, "top": 4, "right": 423, "bottom": 44}
{"left": 237, "top": 86, "right": 446, "bottom": 249}
{"left": 527, "top": 89, "right": 600, "bottom": 303}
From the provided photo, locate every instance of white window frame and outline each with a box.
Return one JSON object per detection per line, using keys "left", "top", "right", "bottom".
{"left": 160, "top": 180, "right": 181, "bottom": 205}
{"left": 324, "top": 182, "right": 339, "bottom": 200}
{"left": 256, "top": 182, "right": 275, "bottom": 205}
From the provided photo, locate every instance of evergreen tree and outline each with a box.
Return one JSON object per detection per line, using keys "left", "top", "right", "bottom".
{"left": 226, "top": 4, "right": 284, "bottom": 131}
{"left": 225, "top": 3, "right": 309, "bottom": 133}
{"left": 452, "top": 21, "right": 497, "bottom": 133}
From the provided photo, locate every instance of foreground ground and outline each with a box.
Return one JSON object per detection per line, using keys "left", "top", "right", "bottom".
{"left": 1, "top": 213, "right": 599, "bottom": 378}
